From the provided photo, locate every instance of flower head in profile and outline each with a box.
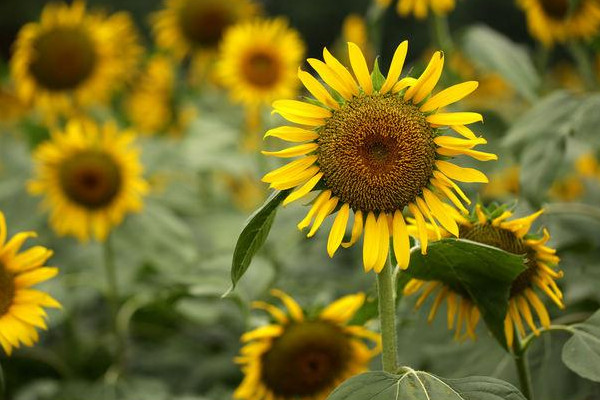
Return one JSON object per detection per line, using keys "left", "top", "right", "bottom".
{"left": 404, "top": 205, "right": 563, "bottom": 348}
{"left": 10, "top": 0, "right": 143, "bottom": 120}
{"left": 0, "top": 211, "right": 61, "bottom": 355}
{"left": 235, "top": 290, "right": 380, "bottom": 400}
{"left": 217, "top": 18, "right": 305, "bottom": 108}
{"left": 517, "top": 0, "right": 600, "bottom": 46}
{"left": 396, "top": 0, "right": 456, "bottom": 19}
{"left": 28, "top": 119, "right": 149, "bottom": 242}
{"left": 262, "top": 41, "right": 495, "bottom": 273}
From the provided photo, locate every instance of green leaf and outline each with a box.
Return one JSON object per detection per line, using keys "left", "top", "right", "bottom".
{"left": 406, "top": 239, "right": 527, "bottom": 348}
{"left": 519, "top": 135, "right": 566, "bottom": 204}
{"left": 503, "top": 91, "right": 579, "bottom": 148}
{"left": 228, "top": 190, "right": 289, "bottom": 293}
{"left": 562, "top": 309, "right": 600, "bottom": 382}
{"left": 461, "top": 25, "right": 540, "bottom": 102}
{"left": 371, "top": 58, "right": 386, "bottom": 92}
{"left": 571, "top": 93, "right": 600, "bottom": 146}
{"left": 327, "top": 370, "right": 526, "bottom": 400}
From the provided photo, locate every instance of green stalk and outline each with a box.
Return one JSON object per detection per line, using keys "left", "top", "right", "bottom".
{"left": 567, "top": 41, "right": 598, "bottom": 90}
{"left": 102, "top": 235, "right": 125, "bottom": 373}
{"left": 430, "top": 13, "right": 455, "bottom": 56}
{"left": 376, "top": 256, "right": 398, "bottom": 373}
{"left": 513, "top": 335, "right": 534, "bottom": 400}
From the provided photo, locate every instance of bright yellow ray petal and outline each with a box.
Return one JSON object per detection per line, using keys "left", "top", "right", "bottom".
{"left": 392, "top": 210, "right": 410, "bottom": 270}
{"left": 436, "top": 160, "right": 489, "bottom": 183}
{"left": 374, "top": 213, "right": 390, "bottom": 273}
{"left": 308, "top": 58, "right": 353, "bottom": 99}
{"left": 327, "top": 203, "right": 350, "bottom": 257}
{"left": 380, "top": 41, "right": 408, "bottom": 94}
{"left": 323, "top": 47, "right": 359, "bottom": 96}
{"left": 408, "top": 203, "right": 428, "bottom": 254}
{"left": 298, "top": 190, "right": 331, "bottom": 230}
{"left": 261, "top": 143, "right": 318, "bottom": 158}
{"left": 426, "top": 112, "right": 483, "bottom": 126}
{"left": 347, "top": 42, "right": 373, "bottom": 94}
{"left": 283, "top": 172, "right": 323, "bottom": 206}
{"left": 298, "top": 68, "right": 340, "bottom": 109}
{"left": 342, "top": 210, "right": 364, "bottom": 248}
{"left": 421, "top": 81, "right": 479, "bottom": 112}
{"left": 362, "top": 212, "right": 380, "bottom": 272}
{"left": 272, "top": 100, "right": 332, "bottom": 119}
{"left": 413, "top": 53, "right": 445, "bottom": 104}
{"left": 320, "top": 293, "right": 365, "bottom": 323}
{"left": 423, "top": 188, "right": 459, "bottom": 237}
{"left": 264, "top": 126, "right": 319, "bottom": 142}
{"left": 307, "top": 196, "right": 339, "bottom": 238}
{"left": 251, "top": 301, "right": 288, "bottom": 324}
{"left": 262, "top": 156, "right": 318, "bottom": 183}
{"left": 270, "top": 289, "right": 305, "bottom": 321}
{"left": 241, "top": 325, "right": 284, "bottom": 342}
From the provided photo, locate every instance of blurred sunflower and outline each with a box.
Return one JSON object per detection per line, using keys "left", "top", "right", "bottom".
{"left": 404, "top": 205, "right": 563, "bottom": 348}
{"left": 482, "top": 166, "right": 521, "bottom": 200}
{"left": 0, "top": 211, "right": 61, "bottom": 355}
{"left": 550, "top": 153, "right": 600, "bottom": 201}
{"left": 262, "top": 41, "right": 495, "bottom": 273}
{"left": 28, "top": 119, "right": 149, "bottom": 242}
{"left": 339, "top": 14, "right": 374, "bottom": 67}
{"left": 10, "top": 0, "right": 143, "bottom": 120}
{"left": 125, "top": 55, "right": 196, "bottom": 136}
{"left": 151, "top": 0, "right": 258, "bottom": 63}
{"left": 217, "top": 18, "right": 305, "bottom": 108}
{"left": 517, "top": 0, "right": 600, "bottom": 46}
{"left": 395, "top": 0, "right": 456, "bottom": 19}
{"left": 235, "top": 290, "right": 380, "bottom": 400}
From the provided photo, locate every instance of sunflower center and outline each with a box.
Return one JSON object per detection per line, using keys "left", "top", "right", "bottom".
{"left": 0, "top": 262, "right": 15, "bottom": 316}
{"left": 318, "top": 94, "right": 436, "bottom": 213}
{"left": 459, "top": 223, "right": 538, "bottom": 296}
{"left": 260, "top": 321, "right": 351, "bottom": 397}
{"left": 539, "top": 0, "right": 570, "bottom": 19}
{"left": 59, "top": 151, "right": 122, "bottom": 209}
{"left": 29, "top": 27, "right": 97, "bottom": 91}
{"left": 179, "top": 0, "right": 234, "bottom": 47}
{"left": 242, "top": 51, "right": 281, "bottom": 88}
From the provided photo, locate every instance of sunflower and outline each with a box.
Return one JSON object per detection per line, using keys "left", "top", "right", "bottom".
{"left": 124, "top": 55, "right": 196, "bottom": 136}
{"left": 517, "top": 0, "right": 600, "bottom": 46}
{"left": 235, "top": 290, "right": 381, "bottom": 400}
{"left": 481, "top": 166, "right": 521, "bottom": 200}
{"left": 10, "top": 1, "right": 143, "bottom": 120}
{"left": 262, "top": 41, "right": 495, "bottom": 273}
{"left": 28, "top": 119, "right": 149, "bottom": 242}
{"left": 0, "top": 211, "right": 61, "bottom": 355}
{"left": 151, "top": 0, "right": 258, "bottom": 62}
{"left": 404, "top": 205, "right": 563, "bottom": 348}
{"left": 216, "top": 18, "right": 305, "bottom": 108}
{"left": 396, "top": 0, "right": 456, "bottom": 19}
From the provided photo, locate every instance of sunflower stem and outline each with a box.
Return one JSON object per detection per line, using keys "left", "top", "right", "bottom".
{"left": 567, "top": 41, "right": 598, "bottom": 90}
{"left": 430, "top": 13, "right": 454, "bottom": 56}
{"left": 513, "top": 334, "right": 534, "bottom": 400}
{"left": 0, "top": 359, "right": 5, "bottom": 400}
{"left": 102, "top": 234, "right": 125, "bottom": 373}
{"left": 376, "top": 256, "right": 398, "bottom": 373}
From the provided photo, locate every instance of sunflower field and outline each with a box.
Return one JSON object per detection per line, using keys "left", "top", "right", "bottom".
{"left": 0, "top": 0, "right": 600, "bottom": 399}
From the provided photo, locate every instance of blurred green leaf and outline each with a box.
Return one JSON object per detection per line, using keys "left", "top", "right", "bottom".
{"left": 406, "top": 239, "right": 526, "bottom": 349}
{"left": 327, "top": 370, "right": 526, "bottom": 400}
{"left": 462, "top": 25, "right": 540, "bottom": 103}
{"left": 229, "top": 190, "right": 289, "bottom": 293}
{"left": 503, "top": 91, "right": 579, "bottom": 148}
{"left": 571, "top": 94, "right": 600, "bottom": 146}
{"left": 562, "top": 309, "right": 600, "bottom": 383}
{"left": 371, "top": 58, "right": 386, "bottom": 92}
{"left": 519, "top": 135, "right": 566, "bottom": 203}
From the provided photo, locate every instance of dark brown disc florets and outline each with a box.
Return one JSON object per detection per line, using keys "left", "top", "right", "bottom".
{"left": 317, "top": 94, "right": 436, "bottom": 213}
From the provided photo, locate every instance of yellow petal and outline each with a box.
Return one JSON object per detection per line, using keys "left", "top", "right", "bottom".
{"left": 308, "top": 58, "right": 353, "bottom": 99}
{"left": 298, "top": 68, "right": 340, "bottom": 109}
{"left": 262, "top": 156, "right": 318, "bottom": 183}
{"left": 347, "top": 42, "right": 373, "bottom": 94}
{"left": 434, "top": 136, "right": 487, "bottom": 148}
{"left": 426, "top": 112, "right": 483, "bottom": 126}
{"left": 362, "top": 212, "right": 380, "bottom": 272}
{"left": 422, "top": 188, "right": 459, "bottom": 237}
{"left": 436, "top": 160, "right": 489, "bottom": 183}
{"left": 270, "top": 166, "right": 319, "bottom": 190}
{"left": 270, "top": 289, "right": 305, "bottom": 321}
{"left": 323, "top": 47, "right": 359, "bottom": 96}
{"left": 342, "top": 210, "right": 364, "bottom": 248}
{"left": 283, "top": 172, "right": 323, "bottom": 206}
{"left": 264, "top": 126, "right": 319, "bottom": 142}
{"left": 452, "top": 125, "right": 477, "bottom": 139}
{"left": 413, "top": 53, "right": 445, "bottom": 104}
{"left": 307, "top": 196, "right": 339, "bottom": 237}
{"left": 392, "top": 210, "right": 410, "bottom": 269}
{"left": 374, "top": 213, "right": 390, "bottom": 273}
{"left": 262, "top": 143, "right": 319, "bottom": 158}
{"left": 380, "top": 41, "right": 408, "bottom": 94}
{"left": 409, "top": 204, "right": 428, "bottom": 254}
{"left": 14, "top": 267, "right": 58, "bottom": 288}
{"left": 241, "top": 325, "right": 284, "bottom": 342}
{"left": 436, "top": 147, "right": 498, "bottom": 161}
{"left": 0, "top": 212, "right": 6, "bottom": 246}
{"left": 298, "top": 190, "right": 331, "bottom": 230}
{"left": 393, "top": 77, "right": 417, "bottom": 93}
{"left": 320, "top": 293, "right": 365, "bottom": 323}
{"left": 421, "top": 81, "right": 479, "bottom": 112}
{"left": 405, "top": 51, "right": 442, "bottom": 102}
{"left": 251, "top": 301, "right": 288, "bottom": 324}
{"left": 327, "top": 203, "right": 350, "bottom": 257}
{"left": 273, "top": 100, "right": 332, "bottom": 119}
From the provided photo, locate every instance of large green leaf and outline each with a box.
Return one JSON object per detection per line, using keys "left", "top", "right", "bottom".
{"left": 461, "top": 25, "right": 540, "bottom": 102}
{"left": 503, "top": 91, "right": 579, "bottom": 148}
{"left": 327, "top": 370, "right": 526, "bottom": 400}
{"left": 562, "top": 309, "right": 600, "bottom": 382}
{"left": 571, "top": 93, "right": 600, "bottom": 146}
{"left": 228, "top": 190, "right": 288, "bottom": 293}
{"left": 406, "top": 239, "right": 526, "bottom": 348}
{"left": 519, "top": 136, "right": 566, "bottom": 204}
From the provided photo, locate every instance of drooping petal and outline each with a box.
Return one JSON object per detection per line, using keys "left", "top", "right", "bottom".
{"left": 436, "top": 160, "right": 489, "bottom": 183}
{"left": 342, "top": 210, "right": 364, "bottom": 248}
{"left": 373, "top": 213, "right": 390, "bottom": 273}
{"left": 362, "top": 212, "right": 380, "bottom": 272}
{"left": 283, "top": 172, "right": 323, "bottom": 206}
{"left": 392, "top": 210, "right": 410, "bottom": 269}
{"left": 306, "top": 196, "right": 339, "bottom": 237}
{"left": 327, "top": 203, "right": 350, "bottom": 257}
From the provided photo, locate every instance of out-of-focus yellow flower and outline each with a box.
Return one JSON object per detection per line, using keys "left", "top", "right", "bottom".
{"left": 340, "top": 14, "right": 375, "bottom": 67}
{"left": 235, "top": 290, "right": 380, "bottom": 400}
{"left": 222, "top": 173, "right": 266, "bottom": 212}
{"left": 10, "top": 1, "right": 143, "bottom": 121}
{"left": 574, "top": 153, "right": 600, "bottom": 177}
{"left": 396, "top": 0, "right": 456, "bottom": 19}
{"left": 549, "top": 62, "right": 585, "bottom": 93}
{"left": 125, "top": 55, "right": 196, "bottom": 136}
{"left": 517, "top": 0, "right": 600, "bottom": 46}
{"left": 550, "top": 176, "right": 585, "bottom": 202}
{"left": 0, "top": 85, "right": 28, "bottom": 125}
{"left": 28, "top": 119, "right": 149, "bottom": 242}
{"left": 482, "top": 166, "right": 521, "bottom": 200}
{"left": 0, "top": 211, "right": 61, "bottom": 356}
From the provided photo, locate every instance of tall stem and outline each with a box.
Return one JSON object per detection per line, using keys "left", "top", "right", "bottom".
{"left": 376, "top": 256, "right": 398, "bottom": 373}
{"left": 430, "top": 14, "right": 454, "bottom": 56}
{"left": 102, "top": 235, "right": 125, "bottom": 373}
{"left": 513, "top": 335, "right": 534, "bottom": 400}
